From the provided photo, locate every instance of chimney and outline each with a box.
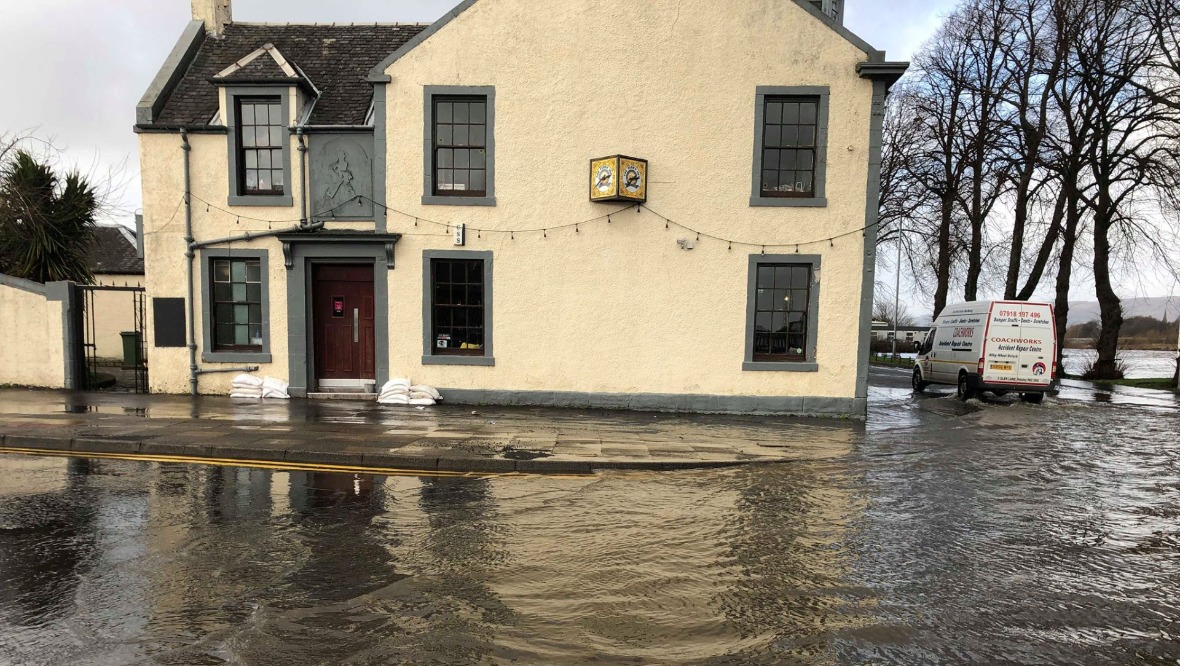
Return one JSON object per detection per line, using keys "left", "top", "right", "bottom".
{"left": 193, "top": 0, "right": 232, "bottom": 36}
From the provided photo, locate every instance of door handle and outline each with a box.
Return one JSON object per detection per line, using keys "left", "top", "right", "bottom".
{"left": 353, "top": 308, "right": 359, "bottom": 343}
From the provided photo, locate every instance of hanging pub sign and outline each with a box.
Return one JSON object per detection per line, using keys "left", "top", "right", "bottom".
{"left": 590, "top": 155, "right": 648, "bottom": 203}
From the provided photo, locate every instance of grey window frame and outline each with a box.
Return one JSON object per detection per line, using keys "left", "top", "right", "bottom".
{"left": 750, "top": 86, "right": 829, "bottom": 208}
{"left": 225, "top": 86, "right": 293, "bottom": 208}
{"left": 422, "top": 250, "right": 494, "bottom": 366}
{"left": 422, "top": 86, "right": 496, "bottom": 207}
{"left": 201, "top": 248, "right": 272, "bottom": 364}
{"left": 743, "top": 254, "right": 821, "bottom": 372}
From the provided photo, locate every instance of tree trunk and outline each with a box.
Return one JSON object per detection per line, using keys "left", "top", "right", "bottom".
{"left": 934, "top": 193, "right": 953, "bottom": 317}
{"left": 1053, "top": 186, "right": 1080, "bottom": 375}
{"left": 1089, "top": 208, "right": 1124, "bottom": 379}
{"left": 1004, "top": 182, "right": 1031, "bottom": 299}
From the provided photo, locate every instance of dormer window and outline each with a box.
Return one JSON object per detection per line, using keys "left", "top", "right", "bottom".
{"left": 236, "top": 97, "right": 285, "bottom": 195}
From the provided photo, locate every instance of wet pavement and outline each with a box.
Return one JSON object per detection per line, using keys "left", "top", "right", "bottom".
{"left": 1, "top": 369, "right": 1178, "bottom": 664}
{"left": 0, "top": 387, "right": 868, "bottom": 473}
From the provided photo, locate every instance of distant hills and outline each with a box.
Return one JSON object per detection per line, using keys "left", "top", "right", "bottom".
{"left": 1066, "top": 296, "right": 1180, "bottom": 326}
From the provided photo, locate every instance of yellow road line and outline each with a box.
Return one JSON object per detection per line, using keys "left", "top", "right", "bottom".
{"left": 0, "top": 446, "right": 588, "bottom": 478}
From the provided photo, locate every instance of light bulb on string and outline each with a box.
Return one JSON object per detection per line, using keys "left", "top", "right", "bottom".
{"left": 575, "top": 224, "right": 579, "bottom": 233}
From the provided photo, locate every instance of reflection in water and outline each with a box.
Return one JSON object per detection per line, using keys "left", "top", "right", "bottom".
{"left": 1, "top": 387, "right": 1179, "bottom": 664}
{"left": 0, "top": 459, "right": 97, "bottom": 627}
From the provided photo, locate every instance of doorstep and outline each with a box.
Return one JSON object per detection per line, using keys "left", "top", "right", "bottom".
{"left": 307, "top": 392, "right": 378, "bottom": 401}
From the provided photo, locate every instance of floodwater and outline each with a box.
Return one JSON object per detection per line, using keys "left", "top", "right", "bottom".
{"left": 1063, "top": 349, "right": 1178, "bottom": 380}
{"left": 1, "top": 375, "right": 1178, "bottom": 664}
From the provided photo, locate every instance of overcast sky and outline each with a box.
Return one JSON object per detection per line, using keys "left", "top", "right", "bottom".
{"left": 1, "top": 0, "right": 1174, "bottom": 309}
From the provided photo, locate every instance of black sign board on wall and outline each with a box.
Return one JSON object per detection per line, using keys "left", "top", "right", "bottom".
{"left": 152, "top": 298, "right": 187, "bottom": 348}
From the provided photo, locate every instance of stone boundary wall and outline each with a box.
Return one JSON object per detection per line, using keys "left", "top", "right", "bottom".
{"left": 0, "top": 274, "right": 71, "bottom": 388}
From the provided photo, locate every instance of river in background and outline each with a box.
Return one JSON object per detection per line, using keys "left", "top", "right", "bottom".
{"left": 1063, "top": 349, "right": 1178, "bottom": 379}
{"left": 1, "top": 377, "right": 1178, "bottom": 665}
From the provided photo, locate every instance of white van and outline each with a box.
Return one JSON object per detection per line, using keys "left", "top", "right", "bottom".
{"left": 912, "top": 301, "right": 1058, "bottom": 403}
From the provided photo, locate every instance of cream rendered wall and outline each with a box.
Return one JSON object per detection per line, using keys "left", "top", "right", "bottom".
{"left": 379, "top": 0, "right": 875, "bottom": 399}
{"left": 91, "top": 273, "right": 144, "bottom": 359}
{"left": 0, "top": 283, "right": 65, "bottom": 388}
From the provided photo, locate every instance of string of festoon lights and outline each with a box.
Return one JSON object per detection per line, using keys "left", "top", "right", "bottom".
{"left": 182, "top": 192, "right": 874, "bottom": 252}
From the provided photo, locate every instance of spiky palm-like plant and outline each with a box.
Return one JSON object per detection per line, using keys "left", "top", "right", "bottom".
{"left": 0, "top": 150, "right": 98, "bottom": 284}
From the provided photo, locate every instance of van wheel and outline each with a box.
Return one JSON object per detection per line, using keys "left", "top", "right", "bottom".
{"left": 956, "top": 372, "right": 974, "bottom": 401}
{"left": 1021, "top": 392, "right": 1044, "bottom": 405}
{"left": 912, "top": 368, "right": 928, "bottom": 393}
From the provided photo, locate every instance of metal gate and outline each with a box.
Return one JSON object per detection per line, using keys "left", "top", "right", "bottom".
{"left": 75, "top": 284, "right": 149, "bottom": 393}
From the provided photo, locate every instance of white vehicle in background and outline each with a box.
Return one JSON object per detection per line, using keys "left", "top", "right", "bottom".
{"left": 912, "top": 301, "right": 1058, "bottom": 403}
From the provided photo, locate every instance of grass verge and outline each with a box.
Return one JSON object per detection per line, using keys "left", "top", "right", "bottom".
{"left": 1089, "top": 377, "right": 1179, "bottom": 392}
{"left": 870, "top": 354, "right": 914, "bottom": 369}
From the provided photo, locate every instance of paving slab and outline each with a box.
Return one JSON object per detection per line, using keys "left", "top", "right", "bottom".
{"left": 0, "top": 388, "right": 857, "bottom": 474}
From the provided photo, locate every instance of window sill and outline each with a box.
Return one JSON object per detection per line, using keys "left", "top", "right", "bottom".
{"left": 422, "top": 195, "right": 496, "bottom": 207}
{"left": 749, "top": 196, "right": 827, "bottom": 208}
{"left": 203, "top": 351, "right": 273, "bottom": 364}
{"left": 743, "top": 361, "right": 818, "bottom": 372}
{"left": 228, "top": 194, "right": 294, "bottom": 208}
{"left": 422, "top": 355, "right": 495, "bottom": 367}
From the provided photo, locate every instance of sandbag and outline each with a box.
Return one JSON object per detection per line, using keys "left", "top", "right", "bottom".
{"left": 408, "top": 398, "right": 436, "bottom": 406}
{"left": 262, "top": 376, "right": 289, "bottom": 394}
{"left": 230, "top": 391, "right": 261, "bottom": 399}
{"left": 232, "top": 374, "right": 263, "bottom": 388}
{"left": 378, "top": 394, "right": 411, "bottom": 405}
{"left": 261, "top": 389, "right": 290, "bottom": 400}
{"left": 409, "top": 385, "right": 441, "bottom": 400}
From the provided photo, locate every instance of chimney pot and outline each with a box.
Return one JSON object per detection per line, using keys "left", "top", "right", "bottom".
{"left": 193, "top": 0, "right": 231, "bottom": 36}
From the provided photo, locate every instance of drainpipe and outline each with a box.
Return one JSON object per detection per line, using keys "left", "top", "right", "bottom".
{"left": 181, "top": 129, "right": 199, "bottom": 397}
{"left": 297, "top": 128, "right": 309, "bottom": 228}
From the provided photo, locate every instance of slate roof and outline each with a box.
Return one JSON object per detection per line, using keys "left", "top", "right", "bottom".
{"left": 155, "top": 23, "right": 429, "bottom": 126}
{"left": 88, "top": 226, "right": 144, "bottom": 275}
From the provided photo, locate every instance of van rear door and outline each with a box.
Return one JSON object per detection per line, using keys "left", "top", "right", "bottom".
{"left": 982, "top": 303, "right": 1054, "bottom": 388}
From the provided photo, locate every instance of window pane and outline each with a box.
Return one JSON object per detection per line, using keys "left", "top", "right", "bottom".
{"left": 454, "top": 102, "right": 469, "bottom": 123}
{"left": 434, "top": 260, "right": 451, "bottom": 283}
{"left": 467, "top": 284, "right": 483, "bottom": 306}
{"left": 783, "top": 126, "right": 799, "bottom": 147}
{"left": 437, "top": 101, "right": 452, "bottom": 123}
{"left": 471, "top": 125, "right": 486, "bottom": 147}
{"left": 272, "top": 169, "right": 284, "bottom": 190}
{"left": 470, "top": 102, "right": 485, "bottom": 122}
{"left": 270, "top": 127, "right": 282, "bottom": 147}
{"left": 756, "top": 312, "right": 772, "bottom": 332}
{"left": 256, "top": 127, "right": 270, "bottom": 147}
{"left": 774, "top": 290, "right": 790, "bottom": 312}
{"left": 214, "top": 260, "right": 230, "bottom": 282}
{"left": 453, "top": 125, "right": 469, "bottom": 146}
{"left": 229, "top": 283, "right": 245, "bottom": 302}
{"left": 246, "top": 261, "right": 261, "bottom": 283}
{"left": 455, "top": 149, "right": 470, "bottom": 169}
{"left": 246, "top": 283, "right": 262, "bottom": 303}
{"left": 762, "top": 170, "right": 778, "bottom": 192}
{"left": 259, "top": 150, "right": 271, "bottom": 169}
{"left": 797, "top": 172, "right": 813, "bottom": 193}
{"left": 757, "top": 266, "right": 774, "bottom": 289}
{"left": 472, "top": 149, "right": 486, "bottom": 168}
{"left": 470, "top": 170, "right": 486, "bottom": 193}
{"left": 437, "top": 125, "right": 452, "bottom": 145}
{"left": 270, "top": 104, "right": 282, "bottom": 124}
{"left": 437, "top": 169, "right": 454, "bottom": 189}
{"left": 780, "top": 150, "right": 797, "bottom": 171}
{"left": 772, "top": 312, "right": 787, "bottom": 333}
{"left": 437, "top": 148, "right": 453, "bottom": 168}
{"left": 216, "top": 324, "right": 233, "bottom": 346}
{"left": 215, "top": 303, "right": 233, "bottom": 325}
{"left": 756, "top": 289, "right": 772, "bottom": 311}
{"left": 231, "top": 261, "right": 246, "bottom": 282}
{"left": 214, "top": 283, "right": 232, "bottom": 302}
{"left": 258, "top": 172, "right": 270, "bottom": 191}
{"left": 799, "top": 126, "right": 816, "bottom": 147}
{"left": 235, "top": 325, "right": 249, "bottom": 345}
{"left": 249, "top": 325, "right": 263, "bottom": 345}
{"left": 248, "top": 304, "right": 262, "bottom": 324}
{"left": 793, "top": 267, "right": 809, "bottom": 287}
{"left": 784, "top": 103, "right": 800, "bottom": 123}
{"left": 245, "top": 170, "right": 258, "bottom": 190}
{"left": 234, "top": 304, "right": 249, "bottom": 324}
{"left": 766, "top": 102, "right": 782, "bottom": 124}
{"left": 242, "top": 129, "right": 256, "bottom": 147}
{"left": 245, "top": 152, "right": 257, "bottom": 169}
{"left": 254, "top": 103, "right": 268, "bottom": 125}
{"left": 242, "top": 105, "right": 255, "bottom": 125}
{"left": 800, "top": 102, "right": 817, "bottom": 124}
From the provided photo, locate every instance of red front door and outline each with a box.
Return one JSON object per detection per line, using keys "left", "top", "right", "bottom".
{"left": 313, "top": 264, "right": 375, "bottom": 382}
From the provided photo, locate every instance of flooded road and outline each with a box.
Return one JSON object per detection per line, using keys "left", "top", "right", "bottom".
{"left": 1, "top": 373, "right": 1178, "bottom": 664}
